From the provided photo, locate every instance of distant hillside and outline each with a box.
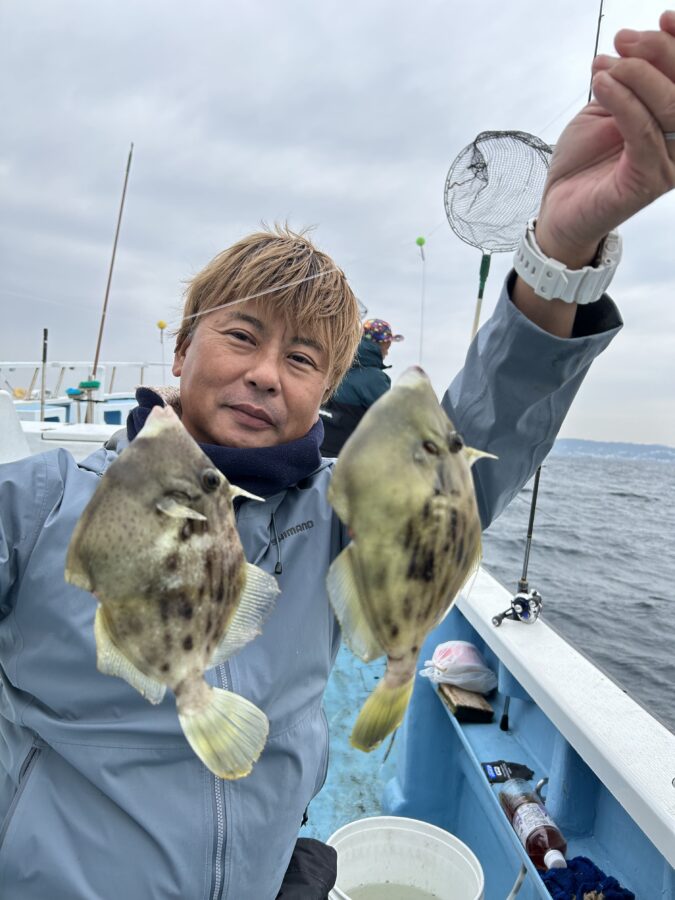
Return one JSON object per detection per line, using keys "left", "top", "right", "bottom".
{"left": 551, "top": 438, "right": 675, "bottom": 462}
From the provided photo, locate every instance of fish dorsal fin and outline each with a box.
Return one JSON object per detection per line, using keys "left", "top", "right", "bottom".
{"left": 209, "top": 563, "right": 279, "bottom": 667}
{"left": 229, "top": 485, "right": 265, "bottom": 503}
{"left": 463, "top": 446, "right": 498, "bottom": 468}
{"left": 155, "top": 497, "right": 207, "bottom": 520}
{"left": 326, "top": 544, "right": 384, "bottom": 663}
{"left": 94, "top": 607, "right": 167, "bottom": 705}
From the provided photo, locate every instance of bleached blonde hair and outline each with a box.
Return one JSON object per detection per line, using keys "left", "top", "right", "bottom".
{"left": 175, "top": 225, "right": 361, "bottom": 395}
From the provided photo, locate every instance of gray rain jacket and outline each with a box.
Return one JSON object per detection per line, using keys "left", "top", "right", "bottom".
{"left": 0, "top": 281, "right": 621, "bottom": 899}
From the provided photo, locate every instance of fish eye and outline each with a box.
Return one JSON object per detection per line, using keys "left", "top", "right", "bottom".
{"left": 423, "top": 440, "right": 440, "bottom": 455}
{"left": 448, "top": 432, "right": 464, "bottom": 454}
{"left": 201, "top": 468, "right": 221, "bottom": 492}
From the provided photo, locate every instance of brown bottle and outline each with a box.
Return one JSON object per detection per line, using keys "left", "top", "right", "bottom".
{"left": 499, "top": 778, "right": 567, "bottom": 871}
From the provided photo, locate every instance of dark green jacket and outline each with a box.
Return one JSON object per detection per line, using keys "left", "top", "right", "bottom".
{"left": 320, "top": 339, "right": 391, "bottom": 456}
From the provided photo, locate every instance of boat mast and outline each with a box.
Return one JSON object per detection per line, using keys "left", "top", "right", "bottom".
{"left": 39, "top": 328, "right": 48, "bottom": 421}
{"left": 85, "top": 143, "right": 134, "bottom": 423}
{"left": 588, "top": 0, "right": 605, "bottom": 103}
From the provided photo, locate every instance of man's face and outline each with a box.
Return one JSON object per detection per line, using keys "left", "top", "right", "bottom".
{"left": 379, "top": 340, "right": 392, "bottom": 359}
{"left": 172, "top": 299, "right": 331, "bottom": 448}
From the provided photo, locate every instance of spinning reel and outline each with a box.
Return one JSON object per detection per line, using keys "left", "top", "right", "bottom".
{"left": 492, "top": 589, "right": 542, "bottom": 627}
{"left": 492, "top": 466, "right": 544, "bottom": 628}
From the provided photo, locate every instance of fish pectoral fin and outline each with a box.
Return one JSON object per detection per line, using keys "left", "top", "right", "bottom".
{"left": 155, "top": 497, "right": 207, "bottom": 520}
{"left": 327, "top": 479, "right": 350, "bottom": 525}
{"left": 64, "top": 555, "right": 94, "bottom": 593}
{"left": 326, "top": 544, "right": 384, "bottom": 663}
{"left": 229, "top": 484, "right": 265, "bottom": 503}
{"left": 463, "top": 446, "right": 498, "bottom": 467}
{"left": 208, "top": 563, "right": 280, "bottom": 667}
{"left": 438, "top": 538, "right": 483, "bottom": 625}
{"left": 461, "top": 536, "right": 482, "bottom": 587}
{"left": 94, "top": 607, "right": 167, "bottom": 705}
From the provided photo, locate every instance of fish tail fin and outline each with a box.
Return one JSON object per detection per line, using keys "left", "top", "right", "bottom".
{"left": 350, "top": 673, "right": 414, "bottom": 753}
{"left": 178, "top": 682, "right": 269, "bottom": 780}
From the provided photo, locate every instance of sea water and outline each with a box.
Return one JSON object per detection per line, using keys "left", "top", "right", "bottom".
{"left": 347, "top": 885, "right": 440, "bottom": 900}
{"left": 481, "top": 452, "right": 675, "bottom": 733}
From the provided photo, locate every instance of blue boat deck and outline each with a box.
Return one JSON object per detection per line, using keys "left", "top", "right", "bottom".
{"left": 306, "top": 601, "right": 675, "bottom": 899}
{"left": 305, "top": 645, "right": 397, "bottom": 841}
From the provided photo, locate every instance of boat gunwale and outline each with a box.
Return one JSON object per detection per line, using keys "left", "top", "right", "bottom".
{"left": 457, "top": 566, "right": 675, "bottom": 868}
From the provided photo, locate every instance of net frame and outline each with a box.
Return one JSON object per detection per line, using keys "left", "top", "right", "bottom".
{"left": 444, "top": 130, "right": 553, "bottom": 253}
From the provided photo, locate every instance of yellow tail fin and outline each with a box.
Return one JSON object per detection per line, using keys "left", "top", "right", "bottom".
{"left": 178, "top": 685, "right": 268, "bottom": 779}
{"left": 350, "top": 676, "right": 414, "bottom": 752}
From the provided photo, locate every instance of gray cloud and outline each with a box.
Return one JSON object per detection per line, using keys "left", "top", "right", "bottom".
{"left": 2, "top": 0, "right": 674, "bottom": 442}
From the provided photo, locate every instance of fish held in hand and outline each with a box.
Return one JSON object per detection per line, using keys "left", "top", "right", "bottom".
{"left": 327, "top": 366, "right": 494, "bottom": 752}
{"left": 65, "top": 405, "right": 279, "bottom": 779}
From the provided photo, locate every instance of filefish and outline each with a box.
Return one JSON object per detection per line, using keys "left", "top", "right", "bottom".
{"left": 65, "top": 405, "right": 279, "bottom": 779}
{"left": 326, "top": 367, "right": 494, "bottom": 751}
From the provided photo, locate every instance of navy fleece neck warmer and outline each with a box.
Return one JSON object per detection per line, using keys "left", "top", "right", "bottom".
{"left": 126, "top": 387, "right": 324, "bottom": 498}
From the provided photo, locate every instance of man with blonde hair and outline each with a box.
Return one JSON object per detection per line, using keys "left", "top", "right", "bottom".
{"left": 1, "top": 15, "right": 675, "bottom": 898}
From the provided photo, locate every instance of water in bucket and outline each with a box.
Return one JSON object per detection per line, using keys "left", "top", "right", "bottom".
{"left": 349, "top": 885, "right": 440, "bottom": 900}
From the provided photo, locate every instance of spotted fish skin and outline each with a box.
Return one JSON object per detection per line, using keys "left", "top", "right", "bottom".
{"left": 66, "top": 405, "right": 279, "bottom": 779}
{"left": 327, "top": 366, "right": 491, "bottom": 751}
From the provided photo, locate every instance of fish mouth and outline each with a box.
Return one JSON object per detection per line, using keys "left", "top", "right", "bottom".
{"left": 141, "top": 404, "right": 180, "bottom": 436}
{"left": 228, "top": 404, "right": 276, "bottom": 427}
{"left": 396, "top": 366, "right": 430, "bottom": 388}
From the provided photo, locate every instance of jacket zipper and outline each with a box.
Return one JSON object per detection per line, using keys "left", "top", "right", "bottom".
{"left": 0, "top": 746, "right": 42, "bottom": 851}
{"left": 210, "top": 662, "right": 229, "bottom": 900}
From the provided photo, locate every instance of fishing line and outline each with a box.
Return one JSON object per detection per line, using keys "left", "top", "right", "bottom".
{"left": 536, "top": 89, "right": 588, "bottom": 139}
{"left": 1, "top": 221, "right": 438, "bottom": 337}
{"left": 177, "top": 267, "right": 341, "bottom": 326}
{"left": 459, "top": 562, "right": 481, "bottom": 605}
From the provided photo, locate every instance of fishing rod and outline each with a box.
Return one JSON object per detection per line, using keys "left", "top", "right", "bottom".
{"left": 492, "top": 465, "right": 543, "bottom": 629}
{"left": 588, "top": 0, "right": 605, "bottom": 103}
{"left": 494, "top": 1, "right": 606, "bottom": 633}
{"left": 85, "top": 143, "right": 134, "bottom": 423}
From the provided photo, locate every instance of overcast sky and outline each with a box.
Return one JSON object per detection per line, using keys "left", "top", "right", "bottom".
{"left": 2, "top": 0, "right": 674, "bottom": 444}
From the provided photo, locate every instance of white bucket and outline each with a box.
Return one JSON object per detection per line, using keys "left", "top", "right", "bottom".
{"left": 327, "top": 815, "right": 484, "bottom": 900}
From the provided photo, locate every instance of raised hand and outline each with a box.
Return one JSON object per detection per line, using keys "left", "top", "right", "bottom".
{"left": 536, "top": 10, "right": 675, "bottom": 269}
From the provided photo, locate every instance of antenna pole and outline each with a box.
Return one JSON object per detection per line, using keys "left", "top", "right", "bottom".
{"left": 418, "top": 253, "right": 426, "bottom": 364}
{"left": 86, "top": 143, "right": 133, "bottom": 424}
{"left": 91, "top": 143, "right": 134, "bottom": 381}
{"left": 588, "top": 0, "right": 605, "bottom": 103}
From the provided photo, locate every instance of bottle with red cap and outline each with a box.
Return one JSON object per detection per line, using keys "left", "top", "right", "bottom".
{"left": 498, "top": 778, "right": 568, "bottom": 871}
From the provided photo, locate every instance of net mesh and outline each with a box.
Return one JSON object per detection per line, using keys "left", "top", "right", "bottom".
{"left": 444, "top": 130, "right": 553, "bottom": 253}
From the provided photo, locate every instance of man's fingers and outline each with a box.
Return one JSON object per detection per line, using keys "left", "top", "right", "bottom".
{"left": 659, "top": 9, "right": 675, "bottom": 39}
{"left": 592, "top": 56, "right": 675, "bottom": 134}
{"left": 614, "top": 24, "right": 675, "bottom": 83}
{"left": 592, "top": 70, "right": 675, "bottom": 194}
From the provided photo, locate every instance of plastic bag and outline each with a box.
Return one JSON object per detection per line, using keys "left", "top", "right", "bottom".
{"left": 419, "top": 640, "right": 497, "bottom": 694}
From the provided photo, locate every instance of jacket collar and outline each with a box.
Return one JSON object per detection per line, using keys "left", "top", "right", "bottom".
{"left": 355, "top": 338, "right": 391, "bottom": 370}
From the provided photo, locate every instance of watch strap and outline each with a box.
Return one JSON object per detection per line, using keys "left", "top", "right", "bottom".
{"left": 514, "top": 219, "right": 622, "bottom": 304}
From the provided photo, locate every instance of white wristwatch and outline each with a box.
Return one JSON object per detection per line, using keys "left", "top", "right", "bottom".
{"left": 513, "top": 219, "right": 622, "bottom": 304}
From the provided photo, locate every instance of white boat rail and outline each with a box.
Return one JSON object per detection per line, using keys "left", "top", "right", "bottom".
{"left": 0, "top": 360, "right": 166, "bottom": 398}
{"left": 457, "top": 568, "right": 675, "bottom": 869}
